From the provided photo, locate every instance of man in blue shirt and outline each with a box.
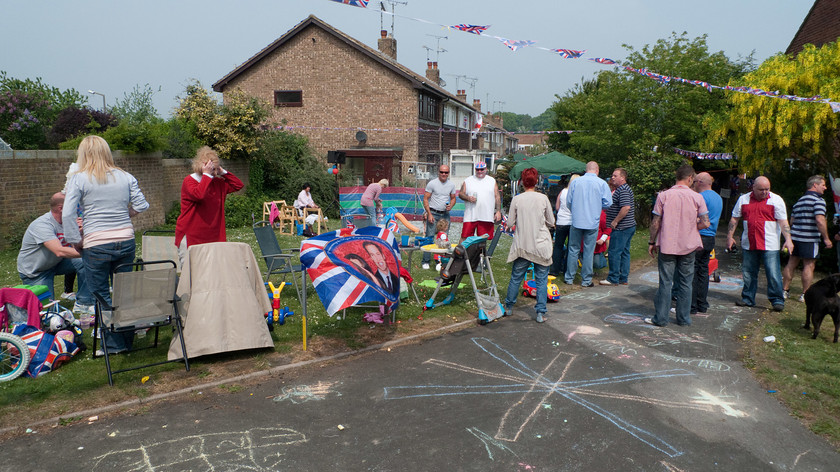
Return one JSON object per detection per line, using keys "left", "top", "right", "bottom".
{"left": 565, "top": 161, "right": 612, "bottom": 287}
{"left": 691, "top": 172, "right": 722, "bottom": 314}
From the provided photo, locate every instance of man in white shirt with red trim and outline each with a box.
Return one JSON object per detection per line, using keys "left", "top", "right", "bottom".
{"left": 726, "top": 176, "right": 794, "bottom": 312}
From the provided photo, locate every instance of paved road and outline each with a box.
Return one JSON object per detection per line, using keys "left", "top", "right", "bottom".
{"left": 2, "top": 250, "right": 838, "bottom": 471}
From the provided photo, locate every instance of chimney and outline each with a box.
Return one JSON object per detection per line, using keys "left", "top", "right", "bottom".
{"left": 472, "top": 99, "right": 481, "bottom": 112}
{"left": 378, "top": 30, "right": 397, "bottom": 60}
{"left": 456, "top": 89, "right": 467, "bottom": 103}
{"left": 426, "top": 61, "right": 441, "bottom": 85}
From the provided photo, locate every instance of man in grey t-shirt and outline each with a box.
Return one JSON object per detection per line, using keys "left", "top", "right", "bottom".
{"left": 17, "top": 193, "right": 93, "bottom": 312}
{"left": 421, "top": 165, "right": 457, "bottom": 268}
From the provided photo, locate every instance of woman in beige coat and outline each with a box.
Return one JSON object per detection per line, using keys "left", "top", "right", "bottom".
{"left": 503, "top": 167, "right": 555, "bottom": 323}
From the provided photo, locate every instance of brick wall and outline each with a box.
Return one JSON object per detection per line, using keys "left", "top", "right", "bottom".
{"left": 221, "top": 24, "right": 422, "bottom": 178}
{"left": 0, "top": 150, "right": 249, "bottom": 250}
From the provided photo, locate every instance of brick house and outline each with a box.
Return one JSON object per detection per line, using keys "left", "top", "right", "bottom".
{"left": 212, "top": 15, "right": 485, "bottom": 186}
{"left": 786, "top": 0, "right": 840, "bottom": 55}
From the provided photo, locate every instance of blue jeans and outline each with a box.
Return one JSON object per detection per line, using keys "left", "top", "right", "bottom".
{"left": 19, "top": 257, "right": 93, "bottom": 306}
{"left": 362, "top": 205, "right": 377, "bottom": 221}
{"left": 550, "top": 225, "right": 570, "bottom": 275}
{"left": 653, "top": 252, "right": 695, "bottom": 326}
{"left": 84, "top": 239, "right": 137, "bottom": 352}
{"left": 505, "top": 258, "right": 549, "bottom": 316}
{"left": 422, "top": 210, "right": 451, "bottom": 263}
{"left": 741, "top": 249, "right": 784, "bottom": 306}
{"left": 566, "top": 227, "right": 597, "bottom": 285}
{"left": 607, "top": 226, "right": 636, "bottom": 284}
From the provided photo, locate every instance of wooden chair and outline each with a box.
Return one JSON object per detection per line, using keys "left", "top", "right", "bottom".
{"left": 262, "top": 200, "right": 290, "bottom": 232}
{"left": 280, "top": 204, "right": 304, "bottom": 235}
{"left": 302, "top": 207, "right": 326, "bottom": 234}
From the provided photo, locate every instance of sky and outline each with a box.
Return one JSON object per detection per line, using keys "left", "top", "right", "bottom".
{"left": 0, "top": 0, "right": 815, "bottom": 119}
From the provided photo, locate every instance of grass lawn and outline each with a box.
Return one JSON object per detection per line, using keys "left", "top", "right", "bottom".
{"left": 2, "top": 225, "right": 839, "bottom": 450}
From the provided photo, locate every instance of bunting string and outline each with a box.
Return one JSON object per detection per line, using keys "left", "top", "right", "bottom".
{"left": 673, "top": 147, "right": 735, "bottom": 160}
{"left": 325, "top": 0, "right": 840, "bottom": 112}
{"left": 275, "top": 124, "right": 576, "bottom": 135}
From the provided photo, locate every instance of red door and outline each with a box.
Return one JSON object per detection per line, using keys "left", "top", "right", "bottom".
{"left": 364, "top": 156, "right": 393, "bottom": 185}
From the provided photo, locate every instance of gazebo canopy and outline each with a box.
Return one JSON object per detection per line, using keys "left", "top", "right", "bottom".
{"left": 509, "top": 151, "right": 586, "bottom": 180}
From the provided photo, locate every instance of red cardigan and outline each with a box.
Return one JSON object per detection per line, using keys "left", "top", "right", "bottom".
{"left": 175, "top": 172, "right": 244, "bottom": 247}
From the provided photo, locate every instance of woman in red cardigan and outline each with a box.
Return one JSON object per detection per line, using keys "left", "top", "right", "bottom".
{"left": 175, "top": 146, "right": 244, "bottom": 265}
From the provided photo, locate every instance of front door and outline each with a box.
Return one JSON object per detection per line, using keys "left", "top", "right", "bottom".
{"left": 364, "top": 157, "right": 393, "bottom": 185}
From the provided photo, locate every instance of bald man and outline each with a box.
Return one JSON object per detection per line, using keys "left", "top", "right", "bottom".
{"left": 17, "top": 193, "right": 93, "bottom": 314}
{"left": 690, "top": 173, "right": 723, "bottom": 315}
{"left": 727, "top": 176, "right": 794, "bottom": 311}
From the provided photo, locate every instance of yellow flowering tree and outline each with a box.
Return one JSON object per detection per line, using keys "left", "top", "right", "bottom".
{"left": 707, "top": 41, "right": 840, "bottom": 173}
{"left": 175, "top": 81, "right": 268, "bottom": 159}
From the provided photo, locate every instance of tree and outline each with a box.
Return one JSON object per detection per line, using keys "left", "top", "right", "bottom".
{"left": 175, "top": 81, "right": 269, "bottom": 159}
{"left": 0, "top": 71, "right": 87, "bottom": 149}
{"left": 547, "top": 33, "right": 754, "bottom": 172}
{"left": 47, "top": 106, "right": 117, "bottom": 147}
{"left": 706, "top": 41, "right": 840, "bottom": 174}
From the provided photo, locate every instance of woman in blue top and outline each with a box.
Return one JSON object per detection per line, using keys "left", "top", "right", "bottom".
{"left": 63, "top": 135, "right": 149, "bottom": 353}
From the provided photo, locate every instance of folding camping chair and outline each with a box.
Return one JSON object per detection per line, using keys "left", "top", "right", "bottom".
{"left": 139, "top": 229, "right": 180, "bottom": 272}
{"left": 423, "top": 234, "right": 505, "bottom": 324}
{"left": 252, "top": 221, "right": 303, "bottom": 305}
{"left": 92, "top": 260, "right": 189, "bottom": 386}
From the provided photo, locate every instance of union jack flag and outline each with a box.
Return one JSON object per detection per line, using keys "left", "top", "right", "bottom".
{"left": 551, "top": 48, "right": 585, "bottom": 59}
{"left": 330, "top": 0, "right": 369, "bottom": 7}
{"left": 451, "top": 24, "right": 489, "bottom": 35}
{"left": 589, "top": 57, "right": 617, "bottom": 65}
{"left": 300, "top": 226, "right": 401, "bottom": 317}
{"left": 499, "top": 38, "right": 536, "bottom": 52}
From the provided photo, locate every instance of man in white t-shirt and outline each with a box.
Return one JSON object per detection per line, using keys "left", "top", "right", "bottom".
{"left": 421, "top": 165, "right": 457, "bottom": 269}
{"left": 17, "top": 193, "right": 93, "bottom": 313}
{"left": 458, "top": 161, "right": 501, "bottom": 241}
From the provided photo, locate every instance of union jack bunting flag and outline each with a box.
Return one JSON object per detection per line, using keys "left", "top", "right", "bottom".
{"left": 499, "top": 38, "right": 536, "bottom": 52}
{"left": 451, "top": 24, "right": 489, "bottom": 35}
{"left": 551, "top": 48, "right": 585, "bottom": 59}
{"left": 330, "top": 0, "right": 369, "bottom": 7}
{"left": 589, "top": 57, "right": 617, "bottom": 65}
{"left": 300, "top": 226, "right": 402, "bottom": 316}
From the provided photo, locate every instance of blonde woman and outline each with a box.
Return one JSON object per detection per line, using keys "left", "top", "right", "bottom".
{"left": 360, "top": 178, "right": 388, "bottom": 221}
{"left": 62, "top": 135, "right": 149, "bottom": 353}
{"left": 174, "top": 146, "right": 243, "bottom": 264}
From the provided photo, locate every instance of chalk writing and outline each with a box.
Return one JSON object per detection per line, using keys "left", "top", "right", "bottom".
{"left": 272, "top": 381, "right": 340, "bottom": 404}
{"left": 657, "top": 354, "right": 731, "bottom": 372}
{"left": 466, "top": 426, "right": 517, "bottom": 460}
{"left": 384, "top": 337, "right": 689, "bottom": 457}
{"left": 635, "top": 329, "right": 715, "bottom": 347}
{"left": 563, "top": 290, "right": 612, "bottom": 301}
{"left": 717, "top": 316, "right": 742, "bottom": 332}
{"left": 585, "top": 338, "right": 640, "bottom": 357}
{"left": 690, "top": 389, "right": 748, "bottom": 417}
{"left": 90, "top": 427, "right": 307, "bottom": 471}
{"left": 603, "top": 313, "right": 657, "bottom": 329}
{"left": 708, "top": 304, "right": 743, "bottom": 314}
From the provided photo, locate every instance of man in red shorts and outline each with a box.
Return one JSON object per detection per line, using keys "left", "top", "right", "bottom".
{"left": 458, "top": 161, "right": 501, "bottom": 240}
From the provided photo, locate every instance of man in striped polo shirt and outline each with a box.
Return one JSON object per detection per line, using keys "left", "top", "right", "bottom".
{"left": 601, "top": 168, "right": 636, "bottom": 285}
{"left": 782, "top": 175, "right": 833, "bottom": 301}
{"left": 726, "top": 176, "right": 794, "bottom": 311}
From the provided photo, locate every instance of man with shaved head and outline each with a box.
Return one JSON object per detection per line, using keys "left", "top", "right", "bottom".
{"left": 690, "top": 172, "right": 723, "bottom": 315}
{"left": 727, "top": 176, "right": 794, "bottom": 311}
{"left": 565, "top": 161, "right": 612, "bottom": 287}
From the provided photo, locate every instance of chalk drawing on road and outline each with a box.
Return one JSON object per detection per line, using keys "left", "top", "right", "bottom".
{"left": 563, "top": 290, "right": 612, "bottom": 301}
{"left": 657, "top": 354, "right": 731, "bottom": 372}
{"left": 640, "top": 271, "right": 743, "bottom": 291}
{"left": 466, "top": 426, "right": 518, "bottom": 460}
{"left": 90, "top": 427, "right": 307, "bottom": 472}
{"left": 708, "top": 304, "right": 744, "bottom": 314}
{"left": 635, "top": 328, "right": 716, "bottom": 347}
{"left": 567, "top": 325, "right": 603, "bottom": 342}
{"left": 717, "top": 315, "right": 742, "bottom": 332}
{"left": 690, "top": 389, "right": 748, "bottom": 417}
{"left": 384, "top": 337, "right": 693, "bottom": 457}
{"left": 603, "top": 313, "right": 658, "bottom": 329}
{"left": 272, "top": 381, "right": 340, "bottom": 404}
{"left": 583, "top": 337, "right": 640, "bottom": 358}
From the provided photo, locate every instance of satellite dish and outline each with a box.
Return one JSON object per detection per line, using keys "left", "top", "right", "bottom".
{"left": 355, "top": 130, "right": 368, "bottom": 143}
{"left": 439, "top": 78, "right": 447, "bottom": 87}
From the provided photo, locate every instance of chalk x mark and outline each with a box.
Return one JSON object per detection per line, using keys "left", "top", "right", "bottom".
{"left": 384, "top": 337, "right": 690, "bottom": 457}
{"left": 466, "top": 426, "right": 517, "bottom": 460}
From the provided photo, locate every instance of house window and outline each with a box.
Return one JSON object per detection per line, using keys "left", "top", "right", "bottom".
{"left": 274, "top": 90, "right": 302, "bottom": 107}
{"left": 418, "top": 93, "right": 439, "bottom": 121}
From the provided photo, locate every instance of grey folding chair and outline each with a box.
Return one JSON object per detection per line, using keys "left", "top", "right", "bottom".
{"left": 140, "top": 230, "right": 180, "bottom": 272}
{"left": 252, "top": 221, "right": 304, "bottom": 304}
{"left": 92, "top": 260, "right": 189, "bottom": 386}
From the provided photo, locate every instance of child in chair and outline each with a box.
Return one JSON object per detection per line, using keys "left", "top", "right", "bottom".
{"left": 434, "top": 219, "right": 450, "bottom": 271}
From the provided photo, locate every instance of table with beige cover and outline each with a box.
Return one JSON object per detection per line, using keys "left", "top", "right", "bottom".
{"left": 168, "top": 242, "right": 273, "bottom": 360}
